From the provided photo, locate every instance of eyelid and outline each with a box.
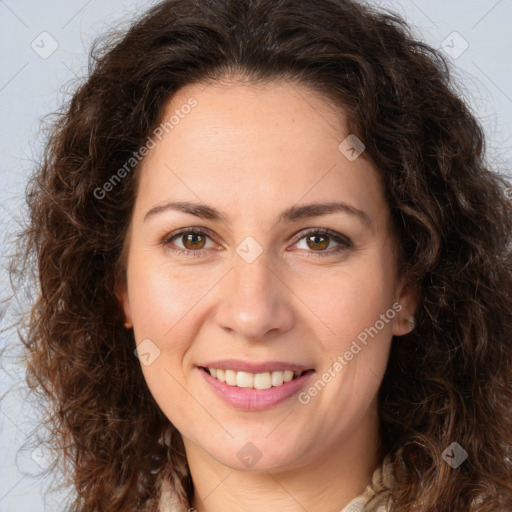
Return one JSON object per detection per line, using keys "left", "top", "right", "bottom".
{"left": 161, "top": 226, "right": 216, "bottom": 245}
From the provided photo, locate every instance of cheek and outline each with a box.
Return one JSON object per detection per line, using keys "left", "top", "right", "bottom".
{"left": 127, "top": 253, "right": 208, "bottom": 341}
{"left": 306, "top": 256, "right": 397, "bottom": 410}
{"left": 127, "top": 258, "right": 203, "bottom": 425}
{"left": 310, "top": 259, "right": 397, "bottom": 353}
{"left": 126, "top": 258, "right": 203, "bottom": 403}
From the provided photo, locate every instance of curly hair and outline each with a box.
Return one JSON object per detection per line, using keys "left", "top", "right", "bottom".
{"left": 10, "top": 0, "right": 512, "bottom": 510}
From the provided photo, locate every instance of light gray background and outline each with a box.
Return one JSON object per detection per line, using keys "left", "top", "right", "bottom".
{"left": 1, "top": 1, "right": 511, "bottom": 510}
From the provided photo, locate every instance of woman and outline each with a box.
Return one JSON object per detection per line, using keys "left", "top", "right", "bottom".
{"left": 12, "top": 0, "right": 512, "bottom": 510}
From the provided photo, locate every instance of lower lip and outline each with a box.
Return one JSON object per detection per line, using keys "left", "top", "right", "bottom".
{"left": 199, "top": 368, "right": 315, "bottom": 411}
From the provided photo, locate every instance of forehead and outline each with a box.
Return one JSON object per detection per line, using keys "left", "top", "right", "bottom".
{"left": 164, "top": 77, "right": 347, "bottom": 146}
{"left": 134, "top": 79, "right": 386, "bottom": 229}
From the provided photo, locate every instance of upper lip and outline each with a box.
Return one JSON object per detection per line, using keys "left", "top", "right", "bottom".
{"left": 199, "top": 359, "right": 313, "bottom": 373}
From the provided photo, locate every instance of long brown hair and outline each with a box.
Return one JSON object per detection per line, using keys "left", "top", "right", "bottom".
{"left": 10, "top": 0, "right": 512, "bottom": 510}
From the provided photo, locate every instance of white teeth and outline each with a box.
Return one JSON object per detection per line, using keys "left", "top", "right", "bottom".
{"left": 225, "top": 369, "right": 237, "bottom": 386}
{"left": 206, "top": 368, "right": 305, "bottom": 389}
{"left": 254, "top": 372, "right": 272, "bottom": 390}
{"left": 236, "top": 371, "right": 254, "bottom": 388}
{"left": 271, "top": 371, "right": 283, "bottom": 386}
{"left": 283, "top": 370, "right": 294, "bottom": 382}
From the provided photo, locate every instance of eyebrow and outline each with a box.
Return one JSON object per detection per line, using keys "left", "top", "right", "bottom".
{"left": 143, "top": 200, "right": 373, "bottom": 230}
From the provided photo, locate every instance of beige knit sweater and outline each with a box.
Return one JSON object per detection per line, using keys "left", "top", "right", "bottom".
{"left": 145, "top": 451, "right": 396, "bottom": 512}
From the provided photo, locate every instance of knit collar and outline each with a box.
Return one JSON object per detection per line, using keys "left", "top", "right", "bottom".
{"left": 148, "top": 450, "right": 397, "bottom": 512}
{"left": 340, "top": 450, "right": 397, "bottom": 512}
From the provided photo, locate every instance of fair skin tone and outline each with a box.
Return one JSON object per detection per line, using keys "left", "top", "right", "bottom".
{"left": 118, "top": 78, "right": 417, "bottom": 512}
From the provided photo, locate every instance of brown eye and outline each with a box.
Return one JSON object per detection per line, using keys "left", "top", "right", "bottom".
{"left": 294, "top": 229, "right": 352, "bottom": 256}
{"left": 181, "top": 232, "right": 206, "bottom": 250}
{"left": 162, "top": 228, "right": 214, "bottom": 256}
{"left": 305, "top": 233, "right": 330, "bottom": 251}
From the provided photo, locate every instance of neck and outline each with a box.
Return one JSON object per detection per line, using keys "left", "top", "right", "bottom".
{"left": 184, "top": 406, "right": 382, "bottom": 512}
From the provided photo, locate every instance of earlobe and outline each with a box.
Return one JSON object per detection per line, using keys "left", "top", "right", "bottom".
{"left": 392, "top": 277, "right": 419, "bottom": 337}
{"left": 393, "top": 313, "right": 416, "bottom": 336}
{"left": 115, "top": 279, "right": 133, "bottom": 329}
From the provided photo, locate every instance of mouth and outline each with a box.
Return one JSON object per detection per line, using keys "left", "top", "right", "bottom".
{"left": 197, "top": 362, "right": 315, "bottom": 411}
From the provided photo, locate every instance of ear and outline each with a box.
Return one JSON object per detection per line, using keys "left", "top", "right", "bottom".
{"left": 392, "top": 276, "right": 419, "bottom": 337}
{"left": 115, "top": 277, "right": 133, "bottom": 329}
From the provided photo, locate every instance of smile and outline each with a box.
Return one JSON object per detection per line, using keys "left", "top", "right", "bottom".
{"left": 198, "top": 361, "right": 315, "bottom": 411}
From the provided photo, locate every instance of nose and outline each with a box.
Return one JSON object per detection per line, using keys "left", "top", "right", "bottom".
{"left": 214, "top": 250, "right": 295, "bottom": 341}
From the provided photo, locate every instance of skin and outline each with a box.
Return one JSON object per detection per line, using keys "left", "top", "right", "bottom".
{"left": 118, "top": 78, "right": 417, "bottom": 512}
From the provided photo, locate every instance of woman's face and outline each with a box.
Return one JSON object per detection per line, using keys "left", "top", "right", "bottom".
{"left": 119, "top": 79, "right": 416, "bottom": 472}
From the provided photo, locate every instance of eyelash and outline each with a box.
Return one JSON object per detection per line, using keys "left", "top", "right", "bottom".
{"left": 161, "top": 227, "right": 352, "bottom": 258}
